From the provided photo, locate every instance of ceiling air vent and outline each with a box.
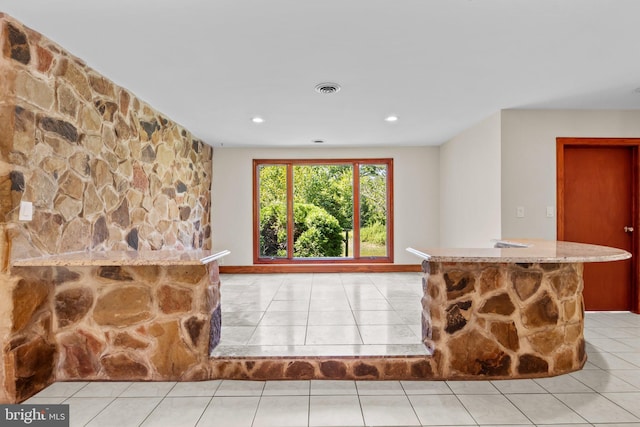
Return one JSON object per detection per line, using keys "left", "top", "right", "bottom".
{"left": 315, "top": 82, "right": 341, "bottom": 94}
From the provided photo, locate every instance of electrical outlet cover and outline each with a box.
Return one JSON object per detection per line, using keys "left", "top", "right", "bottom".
{"left": 19, "top": 201, "right": 33, "bottom": 221}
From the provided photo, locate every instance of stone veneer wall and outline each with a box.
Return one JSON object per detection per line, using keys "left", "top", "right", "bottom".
{"left": 0, "top": 14, "right": 213, "bottom": 403}
{"left": 423, "top": 261, "right": 586, "bottom": 379}
{"left": 6, "top": 262, "right": 221, "bottom": 402}
{"left": 0, "top": 14, "right": 212, "bottom": 257}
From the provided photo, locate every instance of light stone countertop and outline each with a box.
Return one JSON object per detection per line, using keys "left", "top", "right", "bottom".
{"left": 11, "top": 249, "right": 230, "bottom": 267}
{"left": 407, "top": 239, "right": 631, "bottom": 263}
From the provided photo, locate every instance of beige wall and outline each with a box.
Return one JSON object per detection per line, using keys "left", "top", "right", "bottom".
{"left": 501, "top": 109, "right": 640, "bottom": 240}
{"left": 212, "top": 146, "right": 440, "bottom": 265}
{"left": 439, "top": 112, "right": 501, "bottom": 247}
{"left": 213, "top": 110, "right": 640, "bottom": 263}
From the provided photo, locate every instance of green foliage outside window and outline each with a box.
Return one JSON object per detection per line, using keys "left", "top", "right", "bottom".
{"left": 258, "top": 162, "right": 388, "bottom": 259}
{"left": 259, "top": 203, "right": 343, "bottom": 257}
{"left": 259, "top": 203, "right": 287, "bottom": 257}
{"left": 293, "top": 165, "right": 353, "bottom": 230}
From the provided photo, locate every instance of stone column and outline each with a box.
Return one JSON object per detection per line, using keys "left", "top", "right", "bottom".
{"left": 423, "top": 260, "right": 586, "bottom": 379}
{"left": 2, "top": 266, "right": 56, "bottom": 403}
{"left": 207, "top": 262, "right": 222, "bottom": 353}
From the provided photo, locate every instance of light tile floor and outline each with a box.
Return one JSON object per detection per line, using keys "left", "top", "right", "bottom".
{"left": 211, "top": 272, "right": 429, "bottom": 357}
{"left": 23, "top": 273, "right": 640, "bottom": 426}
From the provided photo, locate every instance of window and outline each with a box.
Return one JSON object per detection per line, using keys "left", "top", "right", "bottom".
{"left": 253, "top": 159, "right": 393, "bottom": 263}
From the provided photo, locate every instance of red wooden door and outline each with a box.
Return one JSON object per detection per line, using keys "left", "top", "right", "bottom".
{"left": 560, "top": 145, "right": 634, "bottom": 311}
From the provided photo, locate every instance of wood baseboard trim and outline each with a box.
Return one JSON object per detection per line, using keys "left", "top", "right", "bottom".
{"left": 219, "top": 264, "right": 422, "bottom": 274}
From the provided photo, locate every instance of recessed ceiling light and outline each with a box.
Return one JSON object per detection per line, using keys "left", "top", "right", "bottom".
{"left": 315, "top": 83, "right": 341, "bottom": 94}
{"left": 385, "top": 115, "right": 399, "bottom": 122}
{"left": 251, "top": 117, "right": 264, "bottom": 123}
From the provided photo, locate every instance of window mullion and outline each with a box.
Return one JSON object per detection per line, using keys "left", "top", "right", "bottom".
{"left": 286, "top": 163, "right": 294, "bottom": 260}
{"left": 353, "top": 162, "right": 361, "bottom": 260}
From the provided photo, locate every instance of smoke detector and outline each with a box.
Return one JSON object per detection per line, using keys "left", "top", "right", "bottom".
{"left": 315, "top": 82, "right": 341, "bottom": 94}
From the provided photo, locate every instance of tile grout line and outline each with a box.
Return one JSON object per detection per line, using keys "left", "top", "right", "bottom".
{"left": 192, "top": 394, "right": 215, "bottom": 427}
{"left": 304, "top": 275, "right": 313, "bottom": 346}
{"left": 503, "top": 389, "right": 588, "bottom": 426}
{"left": 492, "top": 385, "right": 532, "bottom": 426}
{"left": 136, "top": 394, "right": 168, "bottom": 427}
{"left": 595, "top": 391, "right": 640, "bottom": 422}
{"left": 307, "top": 390, "right": 312, "bottom": 427}
{"left": 400, "top": 381, "right": 428, "bottom": 427}
{"left": 82, "top": 397, "right": 117, "bottom": 427}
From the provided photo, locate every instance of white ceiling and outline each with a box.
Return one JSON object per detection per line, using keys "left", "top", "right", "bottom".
{"left": 2, "top": 0, "right": 640, "bottom": 147}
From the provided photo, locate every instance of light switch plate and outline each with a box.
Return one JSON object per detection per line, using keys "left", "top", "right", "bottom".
{"left": 546, "top": 206, "right": 555, "bottom": 217}
{"left": 516, "top": 206, "right": 525, "bottom": 218}
{"left": 19, "top": 201, "right": 33, "bottom": 221}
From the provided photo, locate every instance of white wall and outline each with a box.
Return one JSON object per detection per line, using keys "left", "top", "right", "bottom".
{"left": 212, "top": 146, "right": 440, "bottom": 265}
{"left": 439, "top": 112, "right": 502, "bottom": 247}
{"left": 501, "top": 109, "right": 640, "bottom": 240}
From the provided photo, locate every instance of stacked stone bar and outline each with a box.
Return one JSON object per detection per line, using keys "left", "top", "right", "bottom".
{"left": 422, "top": 260, "right": 586, "bottom": 379}
{"left": 7, "top": 256, "right": 221, "bottom": 402}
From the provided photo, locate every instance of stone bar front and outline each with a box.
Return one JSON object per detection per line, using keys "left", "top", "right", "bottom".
{"left": 409, "top": 239, "right": 631, "bottom": 380}
{"left": 3, "top": 240, "right": 632, "bottom": 403}
{"left": 7, "top": 250, "right": 225, "bottom": 402}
